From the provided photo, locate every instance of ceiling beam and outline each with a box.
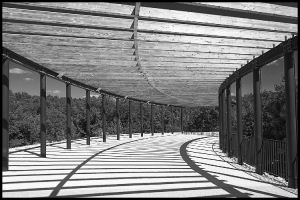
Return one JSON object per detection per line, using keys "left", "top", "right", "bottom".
{"left": 181, "top": 2, "right": 297, "bottom": 19}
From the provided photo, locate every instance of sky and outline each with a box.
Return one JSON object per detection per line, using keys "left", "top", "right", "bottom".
{"left": 231, "top": 51, "right": 298, "bottom": 96}
{"left": 8, "top": 61, "right": 100, "bottom": 99}
{"left": 8, "top": 51, "right": 298, "bottom": 100}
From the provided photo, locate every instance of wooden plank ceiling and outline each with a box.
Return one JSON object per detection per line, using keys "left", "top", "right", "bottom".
{"left": 2, "top": 2, "right": 297, "bottom": 107}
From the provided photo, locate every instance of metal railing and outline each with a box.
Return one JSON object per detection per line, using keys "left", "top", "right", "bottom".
{"left": 230, "top": 134, "right": 288, "bottom": 181}
{"left": 263, "top": 139, "right": 288, "bottom": 181}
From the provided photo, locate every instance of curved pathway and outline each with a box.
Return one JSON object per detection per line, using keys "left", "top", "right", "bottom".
{"left": 2, "top": 133, "right": 297, "bottom": 197}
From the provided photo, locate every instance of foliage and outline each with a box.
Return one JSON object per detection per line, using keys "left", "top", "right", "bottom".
{"left": 8, "top": 79, "right": 297, "bottom": 147}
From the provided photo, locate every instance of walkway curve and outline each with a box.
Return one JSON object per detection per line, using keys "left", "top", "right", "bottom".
{"left": 49, "top": 135, "right": 153, "bottom": 197}
{"left": 2, "top": 133, "right": 297, "bottom": 198}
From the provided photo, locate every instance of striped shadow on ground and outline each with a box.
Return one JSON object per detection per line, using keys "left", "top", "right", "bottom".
{"left": 2, "top": 133, "right": 297, "bottom": 198}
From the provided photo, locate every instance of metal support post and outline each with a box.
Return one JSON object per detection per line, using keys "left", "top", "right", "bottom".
{"left": 161, "top": 106, "right": 164, "bottom": 135}
{"left": 181, "top": 107, "right": 183, "bottom": 133}
{"left": 140, "top": 102, "right": 143, "bottom": 137}
{"left": 129, "top": 100, "right": 132, "bottom": 138}
{"left": 222, "top": 90, "right": 226, "bottom": 153}
{"left": 2, "top": 57, "right": 9, "bottom": 171}
{"left": 66, "top": 83, "right": 71, "bottom": 149}
{"left": 171, "top": 106, "right": 173, "bottom": 134}
{"left": 102, "top": 94, "right": 106, "bottom": 142}
{"left": 226, "top": 85, "right": 232, "bottom": 158}
{"left": 116, "top": 98, "right": 120, "bottom": 140}
{"left": 253, "top": 67, "right": 262, "bottom": 175}
{"left": 40, "top": 73, "right": 46, "bottom": 157}
{"left": 219, "top": 94, "right": 222, "bottom": 150}
{"left": 284, "top": 51, "right": 297, "bottom": 188}
{"left": 236, "top": 77, "right": 243, "bottom": 165}
{"left": 86, "top": 90, "right": 90, "bottom": 145}
{"left": 151, "top": 104, "right": 154, "bottom": 136}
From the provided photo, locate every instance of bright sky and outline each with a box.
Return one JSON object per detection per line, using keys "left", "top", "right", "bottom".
{"left": 231, "top": 51, "right": 298, "bottom": 96}
{"left": 9, "top": 51, "right": 298, "bottom": 99}
{"left": 9, "top": 61, "right": 99, "bottom": 99}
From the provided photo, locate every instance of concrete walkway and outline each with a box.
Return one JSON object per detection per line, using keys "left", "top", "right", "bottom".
{"left": 2, "top": 133, "right": 297, "bottom": 198}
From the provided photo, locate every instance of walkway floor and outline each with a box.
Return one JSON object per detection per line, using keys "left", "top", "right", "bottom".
{"left": 2, "top": 133, "right": 297, "bottom": 198}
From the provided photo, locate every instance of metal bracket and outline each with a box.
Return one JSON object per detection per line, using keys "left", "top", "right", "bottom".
{"left": 235, "top": 70, "right": 240, "bottom": 79}
{"left": 57, "top": 72, "right": 65, "bottom": 79}
{"left": 225, "top": 79, "right": 229, "bottom": 89}
{"left": 2, "top": 48, "right": 9, "bottom": 58}
{"left": 39, "top": 69, "right": 46, "bottom": 75}
{"left": 282, "top": 39, "right": 292, "bottom": 53}
{"left": 252, "top": 58, "right": 259, "bottom": 71}
{"left": 2, "top": 55, "right": 9, "bottom": 64}
{"left": 2, "top": 53, "right": 9, "bottom": 60}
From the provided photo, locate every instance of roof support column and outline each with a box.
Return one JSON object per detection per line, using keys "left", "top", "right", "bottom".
{"left": 140, "top": 102, "right": 143, "bottom": 137}
{"left": 226, "top": 85, "right": 232, "bottom": 158}
{"left": 86, "top": 90, "right": 90, "bottom": 145}
{"left": 161, "top": 106, "right": 164, "bottom": 135}
{"left": 181, "top": 107, "right": 183, "bottom": 133}
{"left": 284, "top": 50, "right": 297, "bottom": 188}
{"left": 151, "top": 104, "right": 154, "bottom": 136}
{"left": 66, "top": 83, "right": 71, "bottom": 149}
{"left": 116, "top": 98, "right": 120, "bottom": 140}
{"left": 102, "top": 94, "right": 106, "bottom": 142}
{"left": 253, "top": 65, "right": 262, "bottom": 175}
{"left": 236, "top": 76, "right": 243, "bottom": 165}
{"left": 171, "top": 106, "right": 173, "bottom": 134}
{"left": 129, "top": 100, "right": 132, "bottom": 138}
{"left": 2, "top": 57, "right": 9, "bottom": 171}
{"left": 218, "top": 94, "right": 222, "bottom": 150}
{"left": 221, "top": 90, "right": 226, "bottom": 154}
{"left": 40, "top": 73, "right": 46, "bottom": 157}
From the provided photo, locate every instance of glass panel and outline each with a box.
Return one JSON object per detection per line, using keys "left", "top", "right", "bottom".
{"left": 241, "top": 72, "right": 254, "bottom": 137}
{"left": 231, "top": 82, "right": 237, "bottom": 135}
{"left": 261, "top": 57, "right": 285, "bottom": 141}
{"left": 9, "top": 62, "right": 39, "bottom": 147}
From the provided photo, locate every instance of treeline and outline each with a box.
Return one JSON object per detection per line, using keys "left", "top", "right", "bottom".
{"left": 231, "top": 81, "right": 298, "bottom": 141}
{"left": 8, "top": 81, "right": 297, "bottom": 148}
{"left": 8, "top": 89, "right": 218, "bottom": 148}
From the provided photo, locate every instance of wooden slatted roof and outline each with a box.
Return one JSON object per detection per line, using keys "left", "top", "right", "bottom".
{"left": 2, "top": 2, "right": 297, "bottom": 107}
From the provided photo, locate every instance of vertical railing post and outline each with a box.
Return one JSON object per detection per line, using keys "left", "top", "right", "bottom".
{"left": 222, "top": 89, "right": 226, "bottom": 153}
{"left": 66, "top": 83, "right": 71, "bottom": 149}
{"left": 129, "top": 100, "right": 132, "bottom": 138}
{"left": 2, "top": 57, "right": 9, "bottom": 171}
{"left": 219, "top": 94, "right": 222, "bottom": 150}
{"left": 116, "top": 98, "right": 120, "bottom": 140}
{"left": 236, "top": 76, "right": 243, "bottom": 165}
{"left": 86, "top": 90, "right": 90, "bottom": 145}
{"left": 253, "top": 64, "right": 263, "bottom": 175}
{"left": 161, "top": 105, "right": 164, "bottom": 135}
{"left": 226, "top": 85, "right": 232, "bottom": 158}
{"left": 140, "top": 102, "right": 143, "bottom": 137}
{"left": 151, "top": 104, "right": 154, "bottom": 136}
{"left": 284, "top": 50, "right": 297, "bottom": 188}
{"left": 40, "top": 73, "right": 46, "bottom": 157}
{"left": 294, "top": 50, "right": 298, "bottom": 188}
{"left": 181, "top": 107, "right": 183, "bottom": 133}
{"left": 171, "top": 106, "right": 173, "bottom": 134}
{"left": 102, "top": 94, "right": 106, "bottom": 142}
